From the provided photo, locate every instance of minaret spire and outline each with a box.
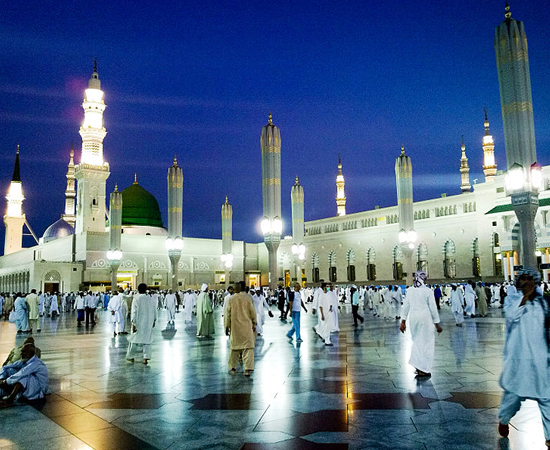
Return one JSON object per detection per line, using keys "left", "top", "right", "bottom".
{"left": 336, "top": 155, "right": 346, "bottom": 216}
{"left": 4, "top": 146, "right": 26, "bottom": 255}
{"left": 62, "top": 144, "right": 77, "bottom": 227}
{"left": 74, "top": 64, "right": 110, "bottom": 233}
{"left": 460, "top": 136, "right": 471, "bottom": 193}
{"left": 482, "top": 109, "right": 497, "bottom": 182}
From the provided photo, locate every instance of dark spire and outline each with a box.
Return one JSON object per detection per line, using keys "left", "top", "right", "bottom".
{"left": 484, "top": 107, "right": 488, "bottom": 122}
{"left": 12, "top": 145, "right": 21, "bottom": 182}
{"left": 94, "top": 58, "right": 97, "bottom": 73}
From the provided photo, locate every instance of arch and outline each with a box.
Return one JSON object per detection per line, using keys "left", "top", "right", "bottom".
{"left": 346, "top": 249, "right": 356, "bottom": 265}
{"left": 44, "top": 270, "right": 61, "bottom": 282}
{"left": 417, "top": 242, "right": 429, "bottom": 273}
{"left": 311, "top": 253, "right": 320, "bottom": 268}
{"left": 472, "top": 237, "right": 481, "bottom": 276}
{"left": 328, "top": 251, "right": 337, "bottom": 266}
{"left": 443, "top": 239, "right": 456, "bottom": 278}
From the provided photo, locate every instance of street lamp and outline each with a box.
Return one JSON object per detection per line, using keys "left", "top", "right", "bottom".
{"left": 220, "top": 253, "right": 234, "bottom": 269}
{"left": 505, "top": 162, "right": 541, "bottom": 269}
{"left": 166, "top": 237, "right": 183, "bottom": 291}
{"left": 261, "top": 216, "right": 282, "bottom": 290}
{"left": 106, "top": 249, "right": 122, "bottom": 291}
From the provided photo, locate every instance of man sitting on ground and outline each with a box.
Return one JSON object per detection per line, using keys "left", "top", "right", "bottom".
{"left": 0, "top": 343, "right": 48, "bottom": 407}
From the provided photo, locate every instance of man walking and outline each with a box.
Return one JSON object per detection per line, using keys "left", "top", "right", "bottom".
{"left": 225, "top": 281, "right": 257, "bottom": 376}
{"left": 286, "top": 283, "right": 308, "bottom": 342}
{"left": 126, "top": 283, "right": 157, "bottom": 365}
{"left": 350, "top": 285, "right": 364, "bottom": 327}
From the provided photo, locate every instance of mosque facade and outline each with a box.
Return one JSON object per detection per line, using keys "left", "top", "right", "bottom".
{"left": 1, "top": 5, "right": 548, "bottom": 294}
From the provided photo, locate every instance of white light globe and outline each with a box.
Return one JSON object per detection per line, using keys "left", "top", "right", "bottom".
{"left": 260, "top": 218, "right": 270, "bottom": 235}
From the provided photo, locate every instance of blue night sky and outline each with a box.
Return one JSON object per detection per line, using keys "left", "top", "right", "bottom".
{"left": 1, "top": 1, "right": 549, "bottom": 253}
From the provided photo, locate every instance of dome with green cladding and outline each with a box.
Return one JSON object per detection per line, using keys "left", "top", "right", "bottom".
{"left": 121, "top": 177, "right": 164, "bottom": 228}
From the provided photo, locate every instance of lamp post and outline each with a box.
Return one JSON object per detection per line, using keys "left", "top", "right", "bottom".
{"left": 261, "top": 216, "right": 282, "bottom": 291}
{"left": 106, "top": 250, "right": 122, "bottom": 291}
{"left": 398, "top": 229, "right": 417, "bottom": 286}
{"left": 291, "top": 243, "right": 305, "bottom": 286}
{"left": 505, "top": 162, "right": 541, "bottom": 269}
{"left": 165, "top": 237, "right": 183, "bottom": 292}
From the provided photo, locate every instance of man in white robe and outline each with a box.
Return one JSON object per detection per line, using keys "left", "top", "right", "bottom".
{"left": 183, "top": 290, "right": 195, "bottom": 323}
{"left": 400, "top": 271, "right": 442, "bottom": 377}
{"left": 225, "top": 282, "right": 256, "bottom": 376}
{"left": 317, "top": 283, "right": 334, "bottom": 346}
{"left": 0, "top": 344, "right": 48, "bottom": 407}
{"left": 329, "top": 284, "right": 339, "bottom": 332}
{"left": 253, "top": 288, "right": 270, "bottom": 336}
{"left": 312, "top": 284, "right": 323, "bottom": 333}
{"left": 464, "top": 281, "right": 477, "bottom": 317}
{"left": 450, "top": 284, "right": 464, "bottom": 326}
{"left": 14, "top": 294, "right": 28, "bottom": 333}
{"left": 164, "top": 289, "right": 177, "bottom": 325}
{"left": 26, "top": 289, "right": 40, "bottom": 333}
{"left": 497, "top": 269, "right": 550, "bottom": 447}
{"left": 392, "top": 285, "right": 403, "bottom": 319}
{"left": 108, "top": 290, "right": 125, "bottom": 336}
{"left": 126, "top": 284, "right": 157, "bottom": 364}
{"left": 38, "top": 292, "right": 45, "bottom": 316}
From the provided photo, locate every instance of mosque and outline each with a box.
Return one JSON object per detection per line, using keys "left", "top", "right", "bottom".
{"left": 1, "top": 4, "right": 548, "bottom": 293}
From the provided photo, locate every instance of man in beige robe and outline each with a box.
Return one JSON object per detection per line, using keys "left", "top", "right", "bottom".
{"left": 26, "top": 289, "right": 40, "bottom": 333}
{"left": 225, "top": 281, "right": 257, "bottom": 376}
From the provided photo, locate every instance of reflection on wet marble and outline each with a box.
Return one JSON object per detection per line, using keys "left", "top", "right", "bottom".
{"left": 0, "top": 303, "right": 547, "bottom": 449}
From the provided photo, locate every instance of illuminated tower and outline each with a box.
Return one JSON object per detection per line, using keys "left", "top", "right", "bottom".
{"left": 74, "top": 61, "right": 110, "bottom": 233}
{"left": 336, "top": 156, "right": 346, "bottom": 216}
{"left": 260, "top": 113, "right": 282, "bottom": 291}
{"left": 291, "top": 177, "right": 305, "bottom": 283}
{"left": 460, "top": 137, "right": 471, "bottom": 193}
{"left": 62, "top": 145, "right": 76, "bottom": 227}
{"left": 221, "top": 197, "right": 234, "bottom": 280}
{"left": 166, "top": 156, "right": 184, "bottom": 292}
{"left": 495, "top": 2, "right": 537, "bottom": 171}
{"left": 3, "top": 146, "right": 25, "bottom": 255}
{"left": 495, "top": 3, "right": 539, "bottom": 268}
{"left": 482, "top": 110, "right": 497, "bottom": 182}
{"left": 395, "top": 146, "right": 416, "bottom": 285}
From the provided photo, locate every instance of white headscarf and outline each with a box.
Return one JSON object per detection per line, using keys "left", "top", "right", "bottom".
{"left": 201, "top": 283, "right": 208, "bottom": 292}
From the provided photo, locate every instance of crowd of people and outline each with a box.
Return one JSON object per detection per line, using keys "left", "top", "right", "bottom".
{"left": 1, "top": 274, "right": 549, "bottom": 448}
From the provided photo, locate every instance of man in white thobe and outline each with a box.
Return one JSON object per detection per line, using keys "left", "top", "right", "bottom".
{"left": 126, "top": 284, "right": 157, "bottom": 364}
{"left": 196, "top": 284, "right": 214, "bottom": 337}
{"left": 164, "top": 289, "right": 177, "bottom": 325}
{"left": 317, "top": 283, "right": 334, "bottom": 346}
{"left": 108, "top": 290, "right": 125, "bottom": 336}
{"left": 329, "top": 285, "right": 339, "bottom": 332}
{"left": 497, "top": 269, "right": 550, "bottom": 447}
{"left": 400, "top": 271, "right": 442, "bottom": 377}
{"left": 464, "top": 281, "right": 477, "bottom": 318}
{"left": 450, "top": 284, "right": 465, "bottom": 326}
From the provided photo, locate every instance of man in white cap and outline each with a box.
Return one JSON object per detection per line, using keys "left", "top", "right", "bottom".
{"left": 196, "top": 283, "right": 214, "bottom": 338}
{"left": 400, "top": 271, "right": 442, "bottom": 377}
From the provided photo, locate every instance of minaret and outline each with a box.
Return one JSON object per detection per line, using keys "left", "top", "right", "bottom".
{"left": 495, "top": 2, "right": 539, "bottom": 269}
{"left": 167, "top": 156, "right": 184, "bottom": 292}
{"left": 74, "top": 61, "right": 110, "bottom": 233}
{"left": 260, "top": 113, "right": 282, "bottom": 291}
{"left": 62, "top": 145, "right": 76, "bottom": 227}
{"left": 482, "top": 109, "right": 497, "bottom": 182}
{"left": 336, "top": 155, "right": 346, "bottom": 216}
{"left": 3, "top": 146, "right": 25, "bottom": 255}
{"left": 221, "top": 197, "right": 234, "bottom": 278}
{"left": 495, "top": 2, "right": 537, "bottom": 171}
{"left": 460, "top": 136, "right": 471, "bottom": 193}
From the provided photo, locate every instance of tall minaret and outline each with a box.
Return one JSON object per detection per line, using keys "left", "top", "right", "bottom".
{"left": 3, "top": 146, "right": 25, "bottom": 255}
{"left": 62, "top": 145, "right": 76, "bottom": 227}
{"left": 74, "top": 61, "right": 110, "bottom": 233}
{"left": 495, "top": 2, "right": 538, "bottom": 269}
{"left": 336, "top": 155, "right": 346, "bottom": 216}
{"left": 460, "top": 137, "right": 471, "bottom": 193}
{"left": 495, "top": 2, "right": 537, "bottom": 171}
{"left": 221, "top": 197, "right": 233, "bottom": 277}
{"left": 260, "top": 113, "right": 282, "bottom": 291}
{"left": 167, "top": 156, "right": 184, "bottom": 292}
{"left": 482, "top": 109, "right": 497, "bottom": 182}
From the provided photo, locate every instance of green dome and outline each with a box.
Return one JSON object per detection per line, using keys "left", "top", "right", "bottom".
{"left": 121, "top": 181, "right": 164, "bottom": 228}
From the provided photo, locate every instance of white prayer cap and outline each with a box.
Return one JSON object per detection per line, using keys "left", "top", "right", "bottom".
{"left": 201, "top": 283, "right": 208, "bottom": 292}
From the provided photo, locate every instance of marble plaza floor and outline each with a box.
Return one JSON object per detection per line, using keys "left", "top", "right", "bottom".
{"left": 0, "top": 301, "right": 547, "bottom": 450}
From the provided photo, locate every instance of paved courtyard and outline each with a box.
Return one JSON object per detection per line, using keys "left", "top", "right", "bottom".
{"left": 0, "top": 301, "right": 546, "bottom": 450}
